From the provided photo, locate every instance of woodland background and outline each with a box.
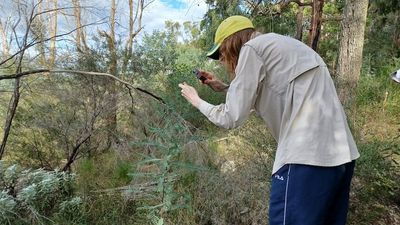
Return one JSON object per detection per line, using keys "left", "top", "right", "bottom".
{"left": 0, "top": 0, "right": 399, "bottom": 224}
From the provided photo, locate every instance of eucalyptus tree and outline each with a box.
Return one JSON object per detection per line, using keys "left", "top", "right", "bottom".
{"left": 336, "top": 0, "right": 369, "bottom": 107}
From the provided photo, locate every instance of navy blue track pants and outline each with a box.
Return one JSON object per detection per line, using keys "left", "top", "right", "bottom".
{"left": 269, "top": 161, "right": 355, "bottom": 225}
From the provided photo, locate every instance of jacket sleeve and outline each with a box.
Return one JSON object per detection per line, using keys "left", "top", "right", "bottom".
{"left": 198, "top": 45, "right": 266, "bottom": 129}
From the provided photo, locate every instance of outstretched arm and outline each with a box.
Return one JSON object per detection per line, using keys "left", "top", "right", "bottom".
{"left": 179, "top": 46, "right": 265, "bottom": 129}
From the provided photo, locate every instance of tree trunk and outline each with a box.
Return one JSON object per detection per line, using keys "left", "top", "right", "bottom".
{"left": 336, "top": 0, "right": 369, "bottom": 107}
{"left": 295, "top": 1, "right": 304, "bottom": 41}
{"left": 49, "top": 0, "right": 58, "bottom": 68}
{"left": 393, "top": 14, "right": 400, "bottom": 48}
{"left": 307, "top": 0, "right": 324, "bottom": 51}
{"left": 72, "top": 0, "right": 88, "bottom": 51}
{"left": 122, "top": 0, "right": 144, "bottom": 76}
{"left": 0, "top": 20, "right": 10, "bottom": 58}
{"left": 36, "top": 1, "right": 47, "bottom": 65}
{"left": 104, "top": 0, "right": 118, "bottom": 149}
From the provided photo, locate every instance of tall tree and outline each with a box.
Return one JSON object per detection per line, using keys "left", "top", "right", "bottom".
{"left": 307, "top": 0, "right": 324, "bottom": 50}
{"left": 122, "top": 0, "right": 147, "bottom": 76}
{"left": 295, "top": 0, "right": 305, "bottom": 41}
{"left": 279, "top": 0, "right": 321, "bottom": 49}
{"left": 98, "top": 0, "right": 118, "bottom": 149}
{"left": 72, "top": 0, "right": 88, "bottom": 51}
{"left": 336, "top": 0, "right": 369, "bottom": 107}
{"left": 48, "top": 0, "right": 58, "bottom": 68}
{"left": 32, "top": 0, "right": 47, "bottom": 65}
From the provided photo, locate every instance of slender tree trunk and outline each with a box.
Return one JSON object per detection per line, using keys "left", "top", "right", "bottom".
{"left": 49, "top": 0, "right": 58, "bottom": 68}
{"left": 0, "top": 20, "right": 10, "bottom": 57}
{"left": 104, "top": 0, "right": 118, "bottom": 149}
{"left": 122, "top": 0, "right": 135, "bottom": 75}
{"left": 307, "top": 0, "right": 324, "bottom": 51}
{"left": 72, "top": 0, "right": 81, "bottom": 50}
{"left": 122, "top": 0, "right": 144, "bottom": 75}
{"left": 295, "top": 1, "right": 304, "bottom": 41}
{"left": 127, "top": 0, "right": 135, "bottom": 55}
{"left": 72, "top": 0, "right": 88, "bottom": 51}
{"left": 393, "top": 14, "right": 400, "bottom": 48}
{"left": 36, "top": 1, "right": 47, "bottom": 65}
{"left": 336, "top": 0, "right": 369, "bottom": 107}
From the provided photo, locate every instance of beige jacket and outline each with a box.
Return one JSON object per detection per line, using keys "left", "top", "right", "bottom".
{"left": 198, "top": 33, "right": 359, "bottom": 174}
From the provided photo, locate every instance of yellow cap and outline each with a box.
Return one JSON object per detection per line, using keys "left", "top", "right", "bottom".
{"left": 207, "top": 15, "right": 254, "bottom": 60}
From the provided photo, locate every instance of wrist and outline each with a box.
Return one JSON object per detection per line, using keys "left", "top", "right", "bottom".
{"left": 222, "top": 84, "right": 229, "bottom": 92}
{"left": 193, "top": 97, "right": 202, "bottom": 108}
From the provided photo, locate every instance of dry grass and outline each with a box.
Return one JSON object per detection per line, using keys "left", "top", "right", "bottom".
{"left": 169, "top": 116, "right": 275, "bottom": 225}
{"left": 348, "top": 102, "right": 400, "bottom": 225}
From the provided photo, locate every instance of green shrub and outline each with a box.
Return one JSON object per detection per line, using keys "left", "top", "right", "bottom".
{"left": 0, "top": 161, "right": 82, "bottom": 225}
{"left": 349, "top": 140, "right": 400, "bottom": 224}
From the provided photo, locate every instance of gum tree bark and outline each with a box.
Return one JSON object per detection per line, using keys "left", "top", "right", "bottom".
{"left": 336, "top": 0, "right": 369, "bottom": 107}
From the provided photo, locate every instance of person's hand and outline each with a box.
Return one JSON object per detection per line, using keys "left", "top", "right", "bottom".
{"left": 200, "top": 70, "right": 229, "bottom": 92}
{"left": 179, "top": 82, "right": 202, "bottom": 108}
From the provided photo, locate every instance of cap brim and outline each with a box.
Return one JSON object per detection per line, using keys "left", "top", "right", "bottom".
{"left": 206, "top": 43, "right": 220, "bottom": 60}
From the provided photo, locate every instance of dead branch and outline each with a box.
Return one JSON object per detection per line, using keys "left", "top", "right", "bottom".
{"left": 62, "top": 133, "right": 91, "bottom": 171}
{"left": 93, "top": 176, "right": 178, "bottom": 193}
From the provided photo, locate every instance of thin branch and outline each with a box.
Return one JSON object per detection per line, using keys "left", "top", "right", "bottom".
{"left": 281, "top": 0, "right": 313, "bottom": 7}
{"left": 33, "top": 6, "right": 94, "bottom": 19}
{"left": 62, "top": 133, "right": 91, "bottom": 171}
{"left": 144, "top": 0, "right": 156, "bottom": 9}
{"left": 0, "top": 69, "right": 48, "bottom": 79}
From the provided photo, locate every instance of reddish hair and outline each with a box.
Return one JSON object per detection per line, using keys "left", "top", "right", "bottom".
{"left": 219, "top": 28, "right": 255, "bottom": 79}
